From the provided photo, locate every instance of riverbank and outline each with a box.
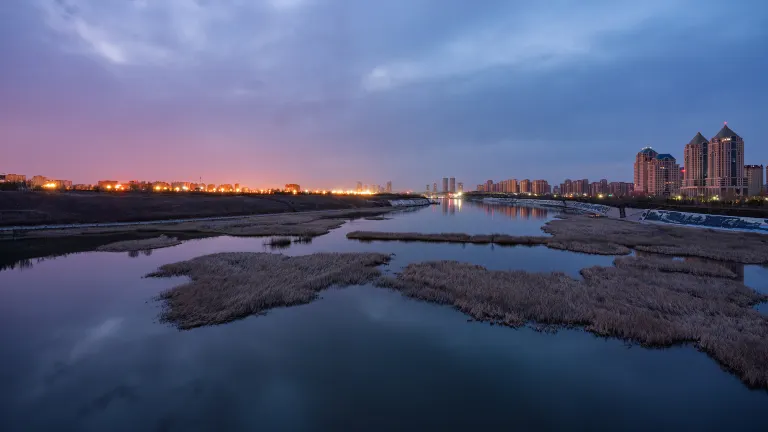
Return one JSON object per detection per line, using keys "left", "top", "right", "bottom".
{"left": 0, "top": 191, "right": 399, "bottom": 227}
{"left": 0, "top": 207, "right": 396, "bottom": 271}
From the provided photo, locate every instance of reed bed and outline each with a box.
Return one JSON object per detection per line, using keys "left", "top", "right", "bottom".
{"left": 346, "top": 231, "right": 549, "bottom": 246}
{"left": 376, "top": 260, "right": 768, "bottom": 388}
{"left": 146, "top": 252, "right": 391, "bottom": 329}
{"left": 96, "top": 235, "right": 182, "bottom": 252}
{"left": 263, "top": 237, "right": 292, "bottom": 247}
{"left": 613, "top": 256, "right": 737, "bottom": 278}
{"left": 547, "top": 241, "right": 630, "bottom": 255}
{"left": 543, "top": 216, "right": 768, "bottom": 264}
{"left": 347, "top": 215, "right": 768, "bottom": 264}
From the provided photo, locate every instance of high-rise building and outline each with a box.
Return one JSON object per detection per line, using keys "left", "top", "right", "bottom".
{"left": 682, "top": 132, "right": 709, "bottom": 197}
{"left": 433, "top": 182, "right": 438, "bottom": 194}
{"left": 745, "top": 165, "right": 764, "bottom": 196}
{"left": 508, "top": 179, "right": 519, "bottom": 194}
{"left": 386, "top": 181, "right": 392, "bottom": 193}
{"left": 634, "top": 147, "right": 659, "bottom": 195}
{"left": 442, "top": 178, "right": 449, "bottom": 193}
{"left": 486, "top": 179, "right": 493, "bottom": 193}
{"left": 706, "top": 124, "right": 746, "bottom": 197}
{"left": 356, "top": 181, "right": 363, "bottom": 193}
{"left": 599, "top": 179, "right": 608, "bottom": 194}
{"left": 457, "top": 182, "right": 464, "bottom": 193}
{"left": 648, "top": 154, "right": 681, "bottom": 196}
{"left": 553, "top": 185, "right": 561, "bottom": 195}
{"left": 561, "top": 179, "right": 573, "bottom": 196}
{"left": 532, "top": 180, "right": 549, "bottom": 195}
{"left": 426, "top": 184, "right": 430, "bottom": 192}
{"left": 519, "top": 179, "right": 531, "bottom": 194}
{"left": 449, "top": 177, "right": 456, "bottom": 193}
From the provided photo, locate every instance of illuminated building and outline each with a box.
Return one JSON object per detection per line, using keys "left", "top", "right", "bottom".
{"left": 634, "top": 148, "right": 658, "bottom": 195}
{"left": 519, "top": 179, "right": 531, "bottom": 194}
{"left": 356, "top": 181, "right": 363, "bottom": 193}
{"left": 531, "top": 180, "right": 549, "bottom": 195}
{"left": 285, "top": 184, "right": 301, "bottom": 193}
{"left": 4, "top": 174, "right": 26, "bottom": 183}
{"left": 457, "top": 182, "right": 464, "bottom": 193}
{"left": 745, "top": 165, "right": 764, "bottom": 196}
{"left": 706, "top": 124, "right": 746, "bottom": 196}
{"left": 682, "top": 132, "right": 709, "bottom": 196}
{"left": 433, "top": 182, "right": 438, "bottom": 194}
{"left": 97, "top": 180, "right": 121, "bottom": 190}
{"left": 648, "top": 154, "right": 681, "bottom": 196}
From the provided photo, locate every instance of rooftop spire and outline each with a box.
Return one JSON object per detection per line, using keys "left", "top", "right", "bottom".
{"left": 714, "top": 123, "right": 740, "bottom": 140}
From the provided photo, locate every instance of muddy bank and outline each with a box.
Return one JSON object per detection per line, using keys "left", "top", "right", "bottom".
{"left": 146, "top": 252, "right": 391, "bottom": 329}
{"left": 375, "top": 258, "right": 768, "bottom": 389}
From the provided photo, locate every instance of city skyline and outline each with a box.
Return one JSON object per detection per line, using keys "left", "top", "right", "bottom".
{"left": 2, "top": 1, "right": 767, "bottom": 189}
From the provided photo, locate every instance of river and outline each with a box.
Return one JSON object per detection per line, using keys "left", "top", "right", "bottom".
{"left": 1, "top": 200, "right": 766, "bottom": 431}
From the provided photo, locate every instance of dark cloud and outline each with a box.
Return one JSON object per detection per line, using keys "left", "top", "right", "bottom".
{"left": 1, "top": 0, "right": 767, "bottom": 189}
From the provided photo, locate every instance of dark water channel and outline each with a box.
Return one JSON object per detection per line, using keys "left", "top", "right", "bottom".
{"left": 1, "top": 200, "right": 766, "bottom": 431}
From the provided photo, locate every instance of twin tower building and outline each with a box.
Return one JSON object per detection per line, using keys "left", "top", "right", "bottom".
{"left": 634, "top": 123, "right": 757, "bottom": 198}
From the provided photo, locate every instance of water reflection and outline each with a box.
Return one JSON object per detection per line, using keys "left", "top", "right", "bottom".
{"left": 477, "top": 203, "right": 548, "bottom": 220}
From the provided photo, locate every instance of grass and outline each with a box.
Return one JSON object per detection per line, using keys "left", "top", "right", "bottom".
{"left": 146, "top": 252, "right": 391, "bottom": 329}
{"left": 375, "top": 260, "right": 768, "bottom": 389}
{"left": 346, "top": 231, "right": 549, "bottom": 246}
{"left": 95, "top": 235, "right": 182, "bottom": 252}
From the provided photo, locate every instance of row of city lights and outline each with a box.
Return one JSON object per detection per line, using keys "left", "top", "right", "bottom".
{"left": 98, "top": 184, "right": 386, "bottom": 195}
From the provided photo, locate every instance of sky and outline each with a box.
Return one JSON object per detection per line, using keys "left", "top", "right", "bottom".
{"left": 1, "top": 0, "right": 767, "bottom": 191}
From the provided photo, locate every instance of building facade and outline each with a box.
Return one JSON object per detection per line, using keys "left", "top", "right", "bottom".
{"left": 634, "top": 147, "right": 658, "bottom": 195}
{"left": 532, "top": 180, "right": 549, "bottom": 195}
{"left": 449, "top": 178, "right": 455, "bottom": 193}
{"left": 648, "top": 154, "right": 681, "bottom": 197}
{"left": 681, "top": 132, "right": 709, "bottom": 196}
{"left": 519, "top": 179, "right": 531, "bottom": 194}
{"left": 706, "top": 124, "right": 746, "bottom": 197}
{"left": 745, "top": 165, "right": 764, "bottom": 196}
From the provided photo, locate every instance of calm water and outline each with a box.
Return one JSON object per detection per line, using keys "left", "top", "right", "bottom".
{"left": 1, "top": 200, "right": 767, "bottom": 432}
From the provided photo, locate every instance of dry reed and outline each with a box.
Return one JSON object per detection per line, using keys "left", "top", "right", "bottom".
{"left": 264, "top": 237, "right": 292, "bottom": 247}
{"left": 347, "top": 215, "right": 768, "bottom": 264}
{"left": 543, "top": 216, "right": 768, "bottom": 264}
{"left": 613, "top": 256, "right": 737, "bottom": 278}
{"left": 146, "top": 252, "right": 391, "bottom": 329}
{"left": 96, "top": 235, "right": 182, "bottom": 252}
{"left": 376, "top": 260, "right": 768, "bottom": 388}
{"left": 346, "top": 231, "right": 549, "bottom": 246}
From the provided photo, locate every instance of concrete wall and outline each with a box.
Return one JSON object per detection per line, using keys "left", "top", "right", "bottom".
{"left": 640, "top": 210, "right": 768, "bottom": 233}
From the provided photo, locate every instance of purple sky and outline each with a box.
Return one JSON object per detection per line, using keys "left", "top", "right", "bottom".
{"left": 1, "top": 0, "right": 767, "bottom": 191}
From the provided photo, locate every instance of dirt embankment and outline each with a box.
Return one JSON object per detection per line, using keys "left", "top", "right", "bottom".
{"left": 0, "top": 192, "right": 391, "bottom": 226}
